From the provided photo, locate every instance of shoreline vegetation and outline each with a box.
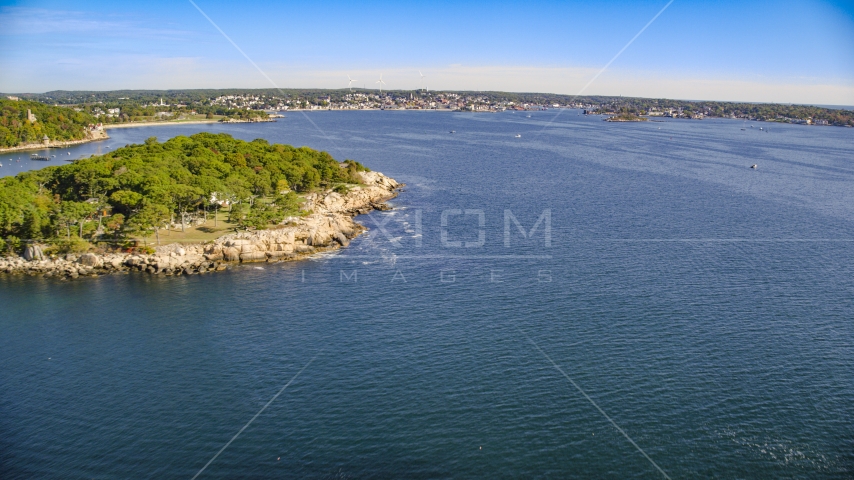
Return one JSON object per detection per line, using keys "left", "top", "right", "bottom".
{"left": 0, "top": 96, "right": 278, "bottom": 153}
{"left": 0, "top": 117, "right": 280, "bottom": 153}
{"left": 0, "top": 133, "right": 401, "bottom": 279}
{"left": 0, "top": 99, "right": 100, "bottom": 151}
{"left": 0, "top": 129, "right": 109, "bottom": 153}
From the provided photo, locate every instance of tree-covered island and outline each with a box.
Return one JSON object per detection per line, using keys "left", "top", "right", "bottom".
{"left": 605, "top": 109, "right": 648, "bottom": 122}
{"left": 0, "top": 133, "right": 378, "bottom": 256}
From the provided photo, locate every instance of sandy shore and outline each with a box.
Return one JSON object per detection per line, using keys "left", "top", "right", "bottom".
{"left": 104, "top": 120, "right": 221, "bottom": 129}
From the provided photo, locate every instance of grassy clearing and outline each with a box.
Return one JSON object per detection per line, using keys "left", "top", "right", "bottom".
{"left": 135, "top": 215, "right": 239, "bottom": 246}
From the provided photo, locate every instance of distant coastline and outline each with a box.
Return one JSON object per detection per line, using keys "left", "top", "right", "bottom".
{"left": 7, "top": 89, "right": 853, "bottom": 127}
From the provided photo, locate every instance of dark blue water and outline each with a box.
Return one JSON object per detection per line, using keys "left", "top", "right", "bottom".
{"left": 2, "top": 111, "right": 853, "bottom": 478}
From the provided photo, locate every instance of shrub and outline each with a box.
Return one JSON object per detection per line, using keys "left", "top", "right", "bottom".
{"left": 228, "top": 203, "right": 249, "bottom": 223}
{"left": 273, "top": 191, "right": 301, "bottom": 215}
{"left": 242, "top": 203, "right": 279, "bottom": 229}
{"left": 45, "top": 237, "right": 92, "bottom": 254}
{"left": 4, "top": 236, "right": 21, "bottom": 254}
{"left": 343, "top": 159, "right": 370, "bottom": 172}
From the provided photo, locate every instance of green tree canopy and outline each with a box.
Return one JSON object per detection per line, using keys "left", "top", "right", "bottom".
{"left": 0, "top": 99, "right": 97, "bottom": 148}
{"left": 0, "top": 133, "right": 368, "bottom": 245}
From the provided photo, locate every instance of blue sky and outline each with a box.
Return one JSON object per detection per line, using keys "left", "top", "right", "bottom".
{"left": 1, "top": 0, "right": 853, "bottom": 104}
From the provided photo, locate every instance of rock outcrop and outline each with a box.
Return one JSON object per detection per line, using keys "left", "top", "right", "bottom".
{"left": 0, "top": 171, "right": 400, "bottom": 279}
{"left": 23, "top": 244, "right": 45, "bottom": 261}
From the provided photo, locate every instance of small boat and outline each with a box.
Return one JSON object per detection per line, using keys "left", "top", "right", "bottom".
{"left": 751, "top": 164, "right": 758, "bottom": 169}
{"left": 30, "top": 154, "right": 50, "bottom": 161}
{"left": 449, "top": 130, "right": 455, "bottom": 133}
{"left": 526, "top": 115, "right": 532, "bottom": 118}
{"left": 514, "top": 134, "right": 521, "bottom": 138}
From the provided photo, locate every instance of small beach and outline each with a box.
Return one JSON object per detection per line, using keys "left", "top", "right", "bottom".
{"left": 104, "top": 119, "right": 221, "bottom": 129}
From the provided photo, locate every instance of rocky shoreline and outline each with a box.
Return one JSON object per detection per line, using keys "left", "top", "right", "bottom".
{"left": 0, "top": 171, "right": 400, "bottom": 280}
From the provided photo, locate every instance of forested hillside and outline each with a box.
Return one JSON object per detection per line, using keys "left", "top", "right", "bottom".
{"left": 0, "top": 99, "right": 97, "bottom": 148}
{"left": 0, "top": 133, "right": 369, "bottom": 252}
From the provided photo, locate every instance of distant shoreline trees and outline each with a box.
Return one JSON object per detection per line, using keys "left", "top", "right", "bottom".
{"left": 0, "top": 99, "right": 97, "bottom": 148}
{"left": 9, "top": 89, "right": 853, "bottom": 127}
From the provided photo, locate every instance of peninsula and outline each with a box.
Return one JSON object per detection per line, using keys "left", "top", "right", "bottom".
{"left": 0, "top": 133, "right": 400, "bottom": 278}
{"left": 0, "top": 97, "right": 278, "bottom": 153}
{"left": 0, "top": 99, "right": 105, "bottom": 152}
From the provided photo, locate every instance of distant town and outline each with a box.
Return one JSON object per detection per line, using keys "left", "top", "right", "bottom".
{"left": 3, "top": 89, "right": 853, "bottom": 127}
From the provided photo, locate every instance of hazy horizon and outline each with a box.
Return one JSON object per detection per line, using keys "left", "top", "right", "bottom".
{"left": 1, "top": 1, "right": 853, "bottom": 105}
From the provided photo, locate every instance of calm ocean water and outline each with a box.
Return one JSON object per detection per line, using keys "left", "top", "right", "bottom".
{"left": 1, "top": 111, "right": 853, "bottom": 478}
